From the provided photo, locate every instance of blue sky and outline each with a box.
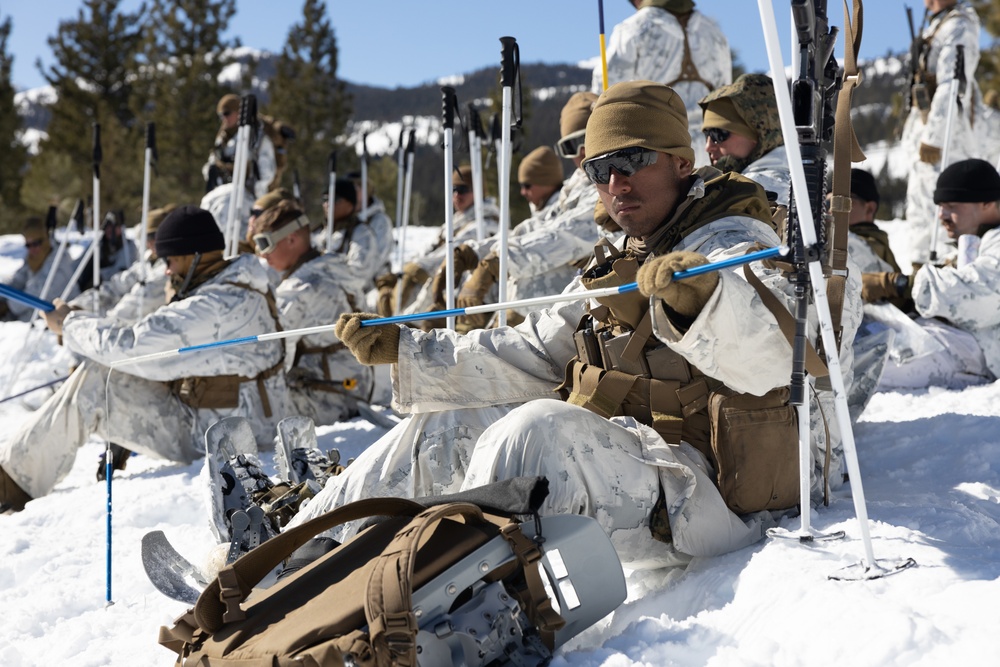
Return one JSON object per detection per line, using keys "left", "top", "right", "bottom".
{"left": 1, "top": 1, "right": 964, "bottom": 93}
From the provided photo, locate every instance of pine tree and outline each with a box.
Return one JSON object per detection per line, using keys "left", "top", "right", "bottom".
{"left": 19, "top": 0, "right": 145, "bottom": 225}
{"left": 266, "top": 0, "right": 351, "bottom": 222}
{"left": 0, "top": 16, "right": 28, "bottom": 231}
{"left": 972, "top": 0, "right": 1000, "bottom": 99}
{"left": 139, "top": 0, "right": 238, "bottom": 204}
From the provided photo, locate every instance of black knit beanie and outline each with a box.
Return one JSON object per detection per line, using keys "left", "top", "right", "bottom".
{"left": 850, "top": 168, "right": 879, "bottom": 205}
{"left": 154, "top": 205, "right": 225, "bottom": 257}
{"left": 934, "top": 159, "right": 1000, "bottom": 204}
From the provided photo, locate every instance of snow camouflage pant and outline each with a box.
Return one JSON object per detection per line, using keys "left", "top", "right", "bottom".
{"left": 0, "top": 360, "right": 204, "bottom": 499}
{"left": 878, "top": 317, "right": 993, "bottom": 390}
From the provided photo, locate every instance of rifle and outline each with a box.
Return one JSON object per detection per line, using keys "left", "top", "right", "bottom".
{"left": 906, "top": 5, "right": 930, "bottom": 111}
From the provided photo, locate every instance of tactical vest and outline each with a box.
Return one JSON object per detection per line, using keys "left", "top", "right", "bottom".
{"left": 557, "top": 172, "right": 800, "bottom": 515}
{"left": 169, "top": 282, "right": 285, "bottom": 418}
{"left": 664, "top": 12, "right": 718, "bottom": 93}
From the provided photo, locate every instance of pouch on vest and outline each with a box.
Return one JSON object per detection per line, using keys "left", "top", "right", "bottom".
{"left": 170, "top": 375, "right": 241, "bottom": 410}
{"left": 158, "top": 477, "right": 627, "bottom": 667}
{"left": 708, "top": 386, "right": 798, "bottom": 514}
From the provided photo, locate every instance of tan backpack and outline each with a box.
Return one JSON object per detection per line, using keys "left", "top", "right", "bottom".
{"left": 159, "top": 480, "right": 626, "bottom": 665}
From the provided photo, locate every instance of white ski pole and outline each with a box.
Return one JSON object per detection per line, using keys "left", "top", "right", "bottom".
{"left": 929, "top": 45, "right": 964, "bottom": 264}
{"left": 441, "top": 86, "right": 459, "bottom": 330}
{"left": 325, "top": 150, "right": 337, "bottom": 253}
{"left": 759, "top": 0, "right": 913, "bottom": 579}
{"left": 137, "top": 123, "right": 156, "bottom": 319}
{"left": 497, "top": 37, "right": 520, "bottom": 328}
{"left": 394, "top": 127, "right": 406, "bottom": 265}
{"left": 466, "top": 103, "right": 487, "bottom": 243}
{"left": 396, "top": 130, "right": 416, "bottom": 314}
{"left": 92, "top": 123, "right": 102, "bottom": 312}
{"left": 360, "top": 133, "right": 369, "bottom": 220}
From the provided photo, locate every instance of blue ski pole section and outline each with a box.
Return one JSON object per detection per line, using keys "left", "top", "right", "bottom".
{"left": 0, "top": 283, "right": 55, "bottom": 312}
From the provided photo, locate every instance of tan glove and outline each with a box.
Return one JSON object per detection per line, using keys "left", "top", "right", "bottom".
{"left": 919, "top": 142, "right": 942, "bottom": 165}
{"left": 861, "top": 272, "right": 909, "bottom": 303}
{"left": 457, "top": 253, "right": 500, "bottom": 309}
{"left": 396, "top": 262, "right": 430, "bottom": 311}
{"left": 637, "top": 251, "right": 719, "bottom": 318}
{"left": 334, "top": 312, "right": 401, "bottom": 365}
{"left": 43, "top": 298, "right": 76, "bottom": 336}
{"left": 374, "top": 273, "right": 397, "bottom": 317}
{"left": 453, "top": 244, "right": 481, "bottom": 275}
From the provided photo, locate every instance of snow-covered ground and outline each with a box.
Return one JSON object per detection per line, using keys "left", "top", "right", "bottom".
{"left": 1, "top": 212, "right": 999, "bottom": 666}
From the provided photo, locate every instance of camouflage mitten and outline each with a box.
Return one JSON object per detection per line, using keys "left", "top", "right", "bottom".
{"left": 637, "top": 251, "right": 719, "bottom": 318}
{"left": 334, "top": 312, "right": 401, "bottom": 365}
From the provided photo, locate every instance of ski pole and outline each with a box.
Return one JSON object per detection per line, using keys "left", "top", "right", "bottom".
{"left": 107, "top": 246, "right": 786, "bottom": 369}
{"left": 929, "top": 45, "right": 964, "bottom": 264}
{"left": 395, "top": 129, "right": 416, "bottom": 314}
{"left": 0, "top": 283, "right": 55, "bottom": 312}
{"left": 760, "top": 0, "right": 907, "bottom": 579}
{"left": 92, "top": 123, "right": 102, "bottom": 310}
{"left": 597, "top": 0, "right": 609, "bottom": 91}
{"left": 138, "top": 123, "right": 157, "bottom": 318}
{"left": 441, "top": 86, "right": 459, "bottom": 330}
{"left": 395, "top": 127, "right": 406, "bottom": 254}
{"left": 38, "top": 205, "right": 71, "bottom": 303}
{"left": 467, "top": 103, "right": 488, "bottom": 243}
{"left": 497, "top": 36, "right": 520, "bottom": 328}
{"left": 62, "top": 240, "right": 97, "bottom": 302}
{"left": 325, "top": 150, "right": 337, "bottom": 253}
{"left": 360, "top": 132, "right": 369, "bottom": 220}
{"left": 0, "top": 375, "right": 69, "bottom": 405}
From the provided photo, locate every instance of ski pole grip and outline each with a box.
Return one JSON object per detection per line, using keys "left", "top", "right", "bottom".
{"left": 146, "top": 122, "right": 156, "bottom": 151}
{"left": 362, "top": 132, "right": 368, "bottom": 157}
{"left": 46, "top": 205, "right": 57, "bottom": 233}
{"left": 92, "top": 123, "right": 102, "bottom": 166}
{"left": 500, "top": 37, "right": 517, "bottom": 87}
{"left": 467, "top": 103, "right": 485, "bottom": 139}
{"left": 328, "top": 150, "right": 337, "bottom": 173}
{"left": 490, "top": 113, "right": 502, "bottom": 143}
{"left": 441, "top": 86, "right": 457, "bottom": 130}
{"left": 406, "top": 128, "right": 416, "bottom": 154}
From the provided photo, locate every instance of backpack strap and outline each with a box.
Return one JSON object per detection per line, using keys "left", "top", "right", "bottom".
{"left": 194, "top": 496, "right": 426, "bottom": 632}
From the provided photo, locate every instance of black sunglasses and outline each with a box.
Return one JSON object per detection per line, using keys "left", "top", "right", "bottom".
{"left": 582, "top": 147, "right": 658, "bottom": 185}
{"left": 518, "top": 182, "right": 533, "bottom": 190}
{"left": 555, "top": 130, "right": 585, "bottom": 159}
{"left": 703, "top": 127, "right": 732, "bottom": 144}
{"left": 24, "top": 239, "right": 45, "bottom": 249}
{"left": 453, "top": 185, "right": 471, "bottom": 195}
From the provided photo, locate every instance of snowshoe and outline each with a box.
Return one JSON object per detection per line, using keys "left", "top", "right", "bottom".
{"left": 204, "top": 416, "right": 269, "bottom": 543}
{"left": 141, "top": 530, "right": 209, "bottom": 604}
{"left": 275, "top": 416, "right": 342, "bottom": 486}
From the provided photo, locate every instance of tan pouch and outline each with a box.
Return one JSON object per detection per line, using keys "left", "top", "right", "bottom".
{"left": 170, "top": 375, "right": 241, "bottom": 410}
{"left": 708, "top": 387, "right": 798, "bottom": 515}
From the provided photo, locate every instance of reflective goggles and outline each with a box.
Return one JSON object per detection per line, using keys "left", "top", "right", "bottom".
{"left": 555, "top": 129, "right": 586, "bottom": 159}
{"left": 252, "top": 214, "right": 311, "bottom": 255}
{"left": 703, "top": 127, "right": 731, "bottom": 144}
{"left": 582, "top": 147, "right": 658, "bottom": 185}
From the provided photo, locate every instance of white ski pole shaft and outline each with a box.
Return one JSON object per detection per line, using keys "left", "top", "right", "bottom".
{"left": 62, "top": 240, "right": 96, "bottom": 302}
{"left": 395, "top": 128, "right": 406, "bottom": 268}
{"left": 471, "top": 133, "right": 486, "bottom": 243}
{"left": 442, "top": 86, "right": 458, "bottom": 330}
{"left": 138, "top": 123, "right": 156, "bottom": 318}
{"left": 92, "top": 123, "right": 102, "bottom": 311}
{"left": 325, "top": 151, "right": 337, "bottom": 253}
{"left": 930, "top": 49, "right": 963, "bottom": 263}
{"left": 360, "top": 133, "right": 368, "bottom": 220}
{"left": 224, "top": 125, "right": 247, "bottom": 257}
{"left": 497, "top": 37, "right": 518, "bottom": 328}
{"left": 39, "top": 213, "right": 70, "bottom": 302}
{"left": 396, "top": 132, "right": 416, "bottom": 314}
{"left": 759, "top": 0, "right": 876, "bottom": 567}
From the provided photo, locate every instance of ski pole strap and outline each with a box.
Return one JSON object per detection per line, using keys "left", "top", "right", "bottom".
{"left": 0, "top": 283, "right": 55, "bottom": 312}
{"left": 827, "top": 0, "right": 866, "bottom": 353}
{"left": 0, "top": 375, "right": 69, "bottom": 405}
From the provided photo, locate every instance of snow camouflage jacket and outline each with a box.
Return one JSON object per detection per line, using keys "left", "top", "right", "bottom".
{"left": 356, "top": 196, "right": 395, "bottom": 283}
{"left": 277, "top": 251, "right": 374, "bottom": 426}
{"left": 60, "top": 253, "right": 289, "bottom": 447}
{"left": 742, "top": 146, "right": 790, "bottom": 207}
{"left": 408, "top": 199, "right": 501, "bottom": 276}
{"left": 201, "top": 182, "right": 253, "bottom": 246}
{"left": 5, "top": 246, "right": 80, "bottom": 321}
{"left": 70, "top": 249, "right": 167, "bottom": 323}
{"left": 912, "top": 226, "right": 1000, "bottom": 379}
{"left": 594, "top": 3, "right": 731, "bottom": 167}
{"left": 391, "top": 173, "right": 862, "bottom": 501}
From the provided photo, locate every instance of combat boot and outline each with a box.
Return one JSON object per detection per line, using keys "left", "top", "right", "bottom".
{"left": 0, "top": 466, "right": 32, "bottom": 514}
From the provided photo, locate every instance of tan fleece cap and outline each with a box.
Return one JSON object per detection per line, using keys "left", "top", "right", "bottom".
{"left": 518, "top": 146, "right": 564, "bottom": 187}
{"left": 560, "top": 91, "right": 599, "bottom": 138}
{"left": 452, "top": 164, "right": 474, "bottom": 187}
{"left": 701, "top": 98, "right": 758, "bottom": 141}
{"left": 585, "top": 80, "right": 694, "bottom": 163}
{"left": 217, "top": 94, "right": 240, "bottom": 115}
{"left": 253, "top": 187, "right": 297, "bottom": 213}
{"left": 147, "top": 204, "right": 177, "bottom": 234}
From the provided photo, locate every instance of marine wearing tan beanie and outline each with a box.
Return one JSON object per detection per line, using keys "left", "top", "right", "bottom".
{"left": 517, "top": 146, "right": 565, "bottom": 187}
{"left": 560, "top": 91, "right": 599, "bottom": 138}
{"left": 700, "top": 98, "right": 757, "bottom": 141}
{"left": 584, "top": 80, "right": 694, "bottom": 164}
{"left": 452, "top": 164, "right": 474, "bottom": 187}
{"left": 217, "top": 94, "right": 240, "bottom": 116}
